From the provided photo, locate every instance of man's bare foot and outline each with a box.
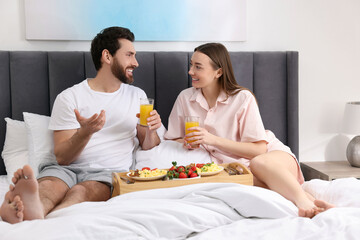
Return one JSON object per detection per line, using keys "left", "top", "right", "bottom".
{"left": 0, "top": 165, "right": 44, "bottom": 223}
{"left": 0, "top": 192, "right": 24, "bottom": 223}
{"left": 12, "top": 167, "right": 24, "bottom": 185}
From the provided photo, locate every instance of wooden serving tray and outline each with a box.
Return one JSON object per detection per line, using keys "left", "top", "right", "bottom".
{"left": 111, "top": 163, "right": 253, "bottom": 197}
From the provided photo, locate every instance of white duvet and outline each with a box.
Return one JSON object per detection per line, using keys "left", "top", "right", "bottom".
{"left": 0, "top": 177, "right": 360, "bottom": 240}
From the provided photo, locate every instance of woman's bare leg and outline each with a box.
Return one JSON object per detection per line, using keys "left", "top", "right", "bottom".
{"left": 250, "top": 151, "right": 334, "bottom": 218}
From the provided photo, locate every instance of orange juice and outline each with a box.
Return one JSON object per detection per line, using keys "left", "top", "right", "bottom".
{"left": 140, "top": 104, "right": 153, "bottom": 126}
{"left": 185, "top": 121, "right": 199, "bottom": 143}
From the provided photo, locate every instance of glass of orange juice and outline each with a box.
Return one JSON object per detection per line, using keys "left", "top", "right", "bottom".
{"left": 140, "top": 98, "right": 154, "bottom": 126}
{"left": 185, "top": 116, "right": 200, "bottom": 145}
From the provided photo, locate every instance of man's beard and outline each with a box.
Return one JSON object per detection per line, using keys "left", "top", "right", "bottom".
{"left": 111, "top": 59, "right": 134, "bottom": 84}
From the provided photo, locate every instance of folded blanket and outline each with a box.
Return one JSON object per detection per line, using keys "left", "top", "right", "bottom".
{"left": 2, "top": 178, "right": 360, "bottom": 240}
{"left": 0, "top": 183, "right": 297, "bottom": 240}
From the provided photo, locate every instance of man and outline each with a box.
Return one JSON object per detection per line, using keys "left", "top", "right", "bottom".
{"left": 0, "top": 26, "right": 162, "bottom": 224}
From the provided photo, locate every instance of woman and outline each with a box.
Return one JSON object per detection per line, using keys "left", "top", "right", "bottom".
{"left": 164, "top": 43, "right": 334, "bottom": 218}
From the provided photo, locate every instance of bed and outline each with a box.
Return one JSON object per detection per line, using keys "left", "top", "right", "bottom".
{"left": 1, "top": 50, "right": 359, "bottom": 239}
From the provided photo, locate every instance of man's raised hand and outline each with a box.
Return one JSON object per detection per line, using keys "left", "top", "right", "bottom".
{"left": 74, "top": 109, "right": 106, "bottom": 135}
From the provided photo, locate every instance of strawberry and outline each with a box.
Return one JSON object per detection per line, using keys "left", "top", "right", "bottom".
{"left": 191, "top": 166, "right": 197, "bottom": 172}
{"left": 177, "top": 166, "right": 185, "bottom": 173}
{"left": 190, "top": 172, "right": 198, "bottom": 178}
{"left": 179, "top": 172, "right": 187, "bottom": 178}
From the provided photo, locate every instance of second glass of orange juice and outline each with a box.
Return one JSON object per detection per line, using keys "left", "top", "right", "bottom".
{"left": 185, "top": 116, "right": 200, "bottom": 144}
{"left": 140, "top": 98, "right": 154, "bottom": 126}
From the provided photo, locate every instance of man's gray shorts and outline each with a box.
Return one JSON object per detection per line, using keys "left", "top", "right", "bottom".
{"left": 37, "top": 162, "right": 121, "bottom": 189}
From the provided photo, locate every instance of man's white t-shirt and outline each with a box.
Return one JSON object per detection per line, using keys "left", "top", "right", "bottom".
{"left": 49, "top": 79, "right": 147, "bottom": 171}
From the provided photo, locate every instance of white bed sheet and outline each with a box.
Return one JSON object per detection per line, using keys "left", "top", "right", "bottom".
{"left": 0, "top": 176, "right": 359, "bottom": 240}
{"left": 0, "top": 175, "right": 10, "bottom": 206}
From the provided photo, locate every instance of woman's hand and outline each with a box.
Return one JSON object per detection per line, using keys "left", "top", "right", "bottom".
{"left": 184, "top": 127, "right": 217, "bottom": 148}
{"left": 184, "top": 127, "right": 267, "bottom": 159}
{"left": 183, "top": 138, "right": 199, "bottom": 150}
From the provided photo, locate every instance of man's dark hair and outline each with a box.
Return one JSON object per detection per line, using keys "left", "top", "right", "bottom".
{"left": 91, "top": 26, "right": 135, "bottom": 70}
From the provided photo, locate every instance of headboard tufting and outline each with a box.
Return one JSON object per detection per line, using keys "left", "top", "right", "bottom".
{"left": 0, "top": 51, "right": 298, "bottom": 175}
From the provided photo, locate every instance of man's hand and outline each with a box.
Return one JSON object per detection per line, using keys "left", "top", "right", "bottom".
{"left": 136, "top": 110, "right": 161, "bottom": 131}
{"left": 147, "top": 110, "right": 161, "bottom": 130}
{"left": 136, "top": 110, "right": 161, "bottom": 150}
{"left": 74, "top": 109, "right": 106, "bottom": 135}
{"left": 53, "top": 109, "right": 105, "bottom": 165}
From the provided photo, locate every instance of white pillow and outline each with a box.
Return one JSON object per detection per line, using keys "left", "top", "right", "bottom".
{"left": 135, "top": 140, "right": 212, "bottom": 170}
{"left": 130, "top": 124, "right": 167, "bottom": 170}
{"left": 1, "top": 118, "right": 29, "bottom": 182}
{"left": 156, "top": 124, "right": 166, "bottom": 142}
{"left": 23, "top": 112, "right": 57, "bottom": 176}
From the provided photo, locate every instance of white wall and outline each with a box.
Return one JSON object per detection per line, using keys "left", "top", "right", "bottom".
{"left": 1, "top": 0, "right": 360, "bottom": 162}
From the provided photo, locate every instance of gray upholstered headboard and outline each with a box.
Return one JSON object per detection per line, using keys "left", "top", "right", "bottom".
{"left": 0, "top": 51, "right": 298, "bottom": 175}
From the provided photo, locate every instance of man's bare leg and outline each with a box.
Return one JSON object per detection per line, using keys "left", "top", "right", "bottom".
{"left": 37, "top": 176, "right": 70, "bottom": 216}
{"left": 0, "top": 165, "right": 43, "bottom": 223}
{"left": 0, "top": 191, "right": 24, "bottom": 223}
{"left": 0, "top": 165, "right": 69, "bottom": 223}
{"left": 51, "top": 180, "right": 111, "bottom": 213}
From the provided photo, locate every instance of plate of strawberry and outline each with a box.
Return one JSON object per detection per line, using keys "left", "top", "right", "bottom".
{"left": 167, "top": 161, "right": 200, "bottom": 180}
